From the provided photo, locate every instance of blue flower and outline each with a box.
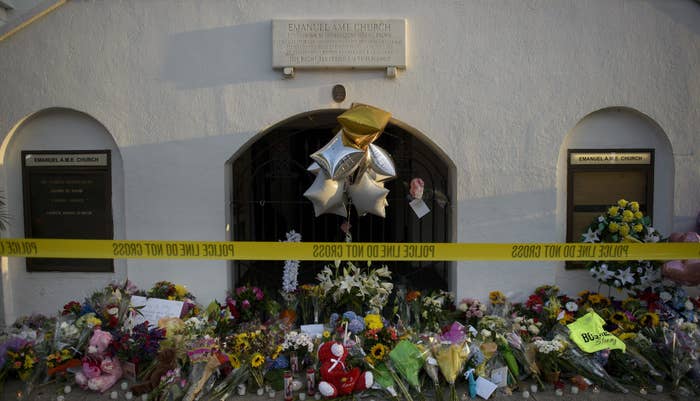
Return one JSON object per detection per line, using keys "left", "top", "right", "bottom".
{"left": 329, "top": 313, "right": 340, "bottom": 328}
{"left": 347, "top": 319, "right": 365, "bottom": 334}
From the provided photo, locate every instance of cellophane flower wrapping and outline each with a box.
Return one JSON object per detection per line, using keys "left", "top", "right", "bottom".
{"left": 434, "top": 341, "right": 469, "bottom": 401}
{"left": 552, "top": 330, "right": 628, "bottom": 393}
{"left": 389, "top": 340, "right": 424, "bottom": 391}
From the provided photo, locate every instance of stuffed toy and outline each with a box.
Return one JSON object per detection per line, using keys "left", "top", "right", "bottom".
{"left": 662, "top": 232, "right": 700, "bottom": 286}
{"left": 75, "top": 327, "right": 123, "bottom": 392}
{"left": 317, "top": 341, "right": 373, "bottom": 398}
{"left": 130, "top": 348, "right": 178, "bottom": 396}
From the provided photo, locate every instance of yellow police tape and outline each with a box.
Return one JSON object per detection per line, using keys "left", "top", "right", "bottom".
{"left": 0, "top": 238, "right": 698, "bottom": 261}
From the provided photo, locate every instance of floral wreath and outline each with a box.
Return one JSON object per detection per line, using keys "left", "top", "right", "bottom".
{"left": 580, "top": 199, "right": 663, "bottom": 291}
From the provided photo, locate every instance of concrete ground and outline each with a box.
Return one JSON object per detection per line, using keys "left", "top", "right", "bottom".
{"left": 2, "top": 379, "right": 696, "bottom": 401}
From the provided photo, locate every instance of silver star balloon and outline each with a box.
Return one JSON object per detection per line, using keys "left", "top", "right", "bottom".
{"left": 311, "top": 132, "right": 365, "bottom": 180}
{"left": 347, "top": 172, "right": 390, "bottom": 217}
{"left": 303, "top": 170, "right": 346, "bottom": 217}
{"left": 367, "top": 144, "right": 397, "bottom": 182}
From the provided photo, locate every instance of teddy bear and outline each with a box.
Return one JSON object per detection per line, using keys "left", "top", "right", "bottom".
{"left": 662, "top": 232, "right": 700, "bottom": 285}
{"left": 75, "top": 327, "right": 123, "bottom": 392}
{"left": 317, "top": 341, "right": 373, "bottom": 398}
{"left": 130, "top": 347, "right": 178, "bottom": 396}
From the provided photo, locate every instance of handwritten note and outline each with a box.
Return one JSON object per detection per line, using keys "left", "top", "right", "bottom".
{"left": 131, "top": 296, "right": 184, "bottom": 327}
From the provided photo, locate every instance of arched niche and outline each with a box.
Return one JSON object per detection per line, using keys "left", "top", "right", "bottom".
{"left": 555, "top": 107, "right": 674, "bottom": 293}
{"left": 0, "top": 108, "right": 126, "bottom": 325}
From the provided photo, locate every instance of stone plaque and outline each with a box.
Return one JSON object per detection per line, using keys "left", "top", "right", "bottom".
{"left": 273, "top": 19, "right": 406, "bottom": 68}
{"left": 22, "top": 150, "right": 113, "bottom": 272}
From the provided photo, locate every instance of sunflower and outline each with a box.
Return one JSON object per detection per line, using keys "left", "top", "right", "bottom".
{"left": 251, "top": 352, "right": 265, "bottom": 368}
{"left": 610, "top": 311, "right": 628, "bottom": 326}
{"left": 235, "top": 337, "right": 250, "bottom": 352}
{"left": 370, "top": 344, "right": 387, "bottom": 361}
{"left": 228, "top": 354, "right": 241, "bottom": 369}
{"left": 639, "top": 312, "right": 660, "bottom": 328}
{"left": 364, "top": 355, "right": 375, "bottom": 366}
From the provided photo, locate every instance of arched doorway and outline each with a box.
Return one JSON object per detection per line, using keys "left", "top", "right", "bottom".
{"left": 227, "top": 109, "right": 453, "bottom": 292}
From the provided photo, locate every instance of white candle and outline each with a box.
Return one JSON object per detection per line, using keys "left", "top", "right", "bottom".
{"left": 141, "top": 394, "right": 149, "bottom": 401}
{"left": 121, "top": 382, "right": 129, "bottom": 391}
{"left": 522, "top": 390, "right": 530, "bottom": 398}
{"left": 555, "top": 388, "right": 563, "bottom": 396}
{"left": 299, "top": 393, "right": 306, "bottom": 401}
{"left": 268, "top": 390, "right": 275, "bottom": 399}
{"left": 656, "top": 385, "right": 663, "bottom": 393}
{"left": 126, "top": 391, "right": 133, "bottom": 400}
{"left": 529, "top": 384, "right": 538, "bottom": 393}
{"left": 571, "top": 386, "right": 579, "bottom": 394}
{"left": 57, "top": 396, "right": 65, "bottom": 401}
{"left": 256, "top": 387, "right": 265, "bottom": 396}
{"left": 314, "top": 393, "right": 322, "bottom": 400}
{"left": 110, "top": 391, "right": 119, "bottom": 400}
{"left": 64, "top": 385, "right": 72, "bottom": 394}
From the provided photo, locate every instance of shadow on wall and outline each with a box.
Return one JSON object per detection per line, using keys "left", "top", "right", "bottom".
{"left": 162, "top": 22, "right": 278, "bottom": 89}
{"left": 642, "top": 0, "right": 700, "bottom": 37}
{"left": 458, "top": 188, "right": 558, "bottom": 242}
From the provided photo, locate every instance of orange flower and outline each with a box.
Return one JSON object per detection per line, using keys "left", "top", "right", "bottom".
{"left": 406, "top": 290, "right": 421, "bottom": 303}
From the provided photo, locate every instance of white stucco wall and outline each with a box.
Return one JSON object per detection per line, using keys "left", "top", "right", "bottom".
{"left": 0, "top": 0, "right": 698, "bottom": 322}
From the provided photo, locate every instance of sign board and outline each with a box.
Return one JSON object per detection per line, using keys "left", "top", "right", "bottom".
{"left": 272, "top": 19, "right": 406, "bottom": 68}
{"left": 570, "top": 152, "right": 651, "bottom": 165}
{"left": 22, "top": 150, "right": 113, "bottom": 272}
{"left": 131, "top": 296, "right": 184, "bottom": 328}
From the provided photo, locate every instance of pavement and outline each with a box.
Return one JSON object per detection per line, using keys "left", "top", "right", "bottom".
{"left": 2, "top": 379, "right": 697, "bottom": 401}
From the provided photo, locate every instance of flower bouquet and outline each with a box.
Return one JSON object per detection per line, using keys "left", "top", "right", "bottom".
{"left": 433, "top": 340, "right": 469, "bottom": 401}
{"left": 389, "top": 340, "right": 426, "bottom": 400}
{"left": 551, "top": 330, "right": 628, "bottom": 393}
{"left": 506, "top": 331, "right": 543, "bottom": 387}
{"left": 533, "top": 338, "right": 565, "bottom": 383}
{"left": 421, "top": 290, "right": 455, "bottom": 333}
{"left": 316, "top": 261, "right": 393, "bottom": 314}
{"left": 280, "top": 330, "right": 314, "bottom": 375}
{"left": 581, "top": 199, "right": 663, "bottom": 291}
{"left": 228, "top": 286, "right": 265, "bottom": 323}
{"left": 457, "top": 298, "right": 485, "bottom": 327}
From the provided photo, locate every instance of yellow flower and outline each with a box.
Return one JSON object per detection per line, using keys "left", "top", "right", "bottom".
{"left": 622, "top": 210, "right": 634, "bottom": 222}
{"left": 229, "top": 354, "right": 241, "bottom": 369}
{"left": 489, "top": 291, "right": 506, "bottom": 305}
{"left": 609, "top": 222, "right": 619, "bottom": 233}
{"left": 639, "top": 312, "right": 660, "bottom": 327}
{"left": 174, "top": 284, "right": 188, "bottom": 298}
{"left": 610, "top": 312, "right": 628, "bottom": 326}
{"left": 618, "top": 332, "right": 636, "bottom": 341}
{"left": 633, "top": 224, "right": 643, "bottom": 233}
{"left": 24, "top": 354, "right": 35, "bottom": 369}
{"left": 370, "top": 344, "right": 387, "bottom": 361}
{"left": 619, "top": 224, "right": 630, "bottom": 236}
{"left": 634, "top": 211, "right": 643, "bottom": 219}
{"left": 364, "top": 314, "right": 383, "bottom": 331}
{"left": 167, "top": 296, "right": 175, "bottom": 300}
{"left": 322, "top": 330, "right": 331, "bottom": 339}
{"left": 629, "top": 202, "right": 639, "bottom": 212}
{"left": 271, "top": 345, "right": 283, "bottom": 360}
{"left": 251, "top": 352, "right": 265, "bottom": 368}
{"left": 617, "top": 199, "right": 628, "bottom": 208}
{"left": 364, "top": 355, "right": 375, "bottom": 366}
{"left": 608, "top": 206, "right": 620, "bottom": 216}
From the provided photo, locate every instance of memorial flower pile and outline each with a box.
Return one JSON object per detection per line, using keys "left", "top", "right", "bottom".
{"left": 1, "top": 249, "right": 700, "bottom": 401}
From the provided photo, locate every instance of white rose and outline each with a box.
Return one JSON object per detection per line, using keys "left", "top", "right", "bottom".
{"left": 457, "top": 303, "right": 468, "bottom": 312}
{"left": 685, "top": 300, "right": 694, "bottom": 311}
